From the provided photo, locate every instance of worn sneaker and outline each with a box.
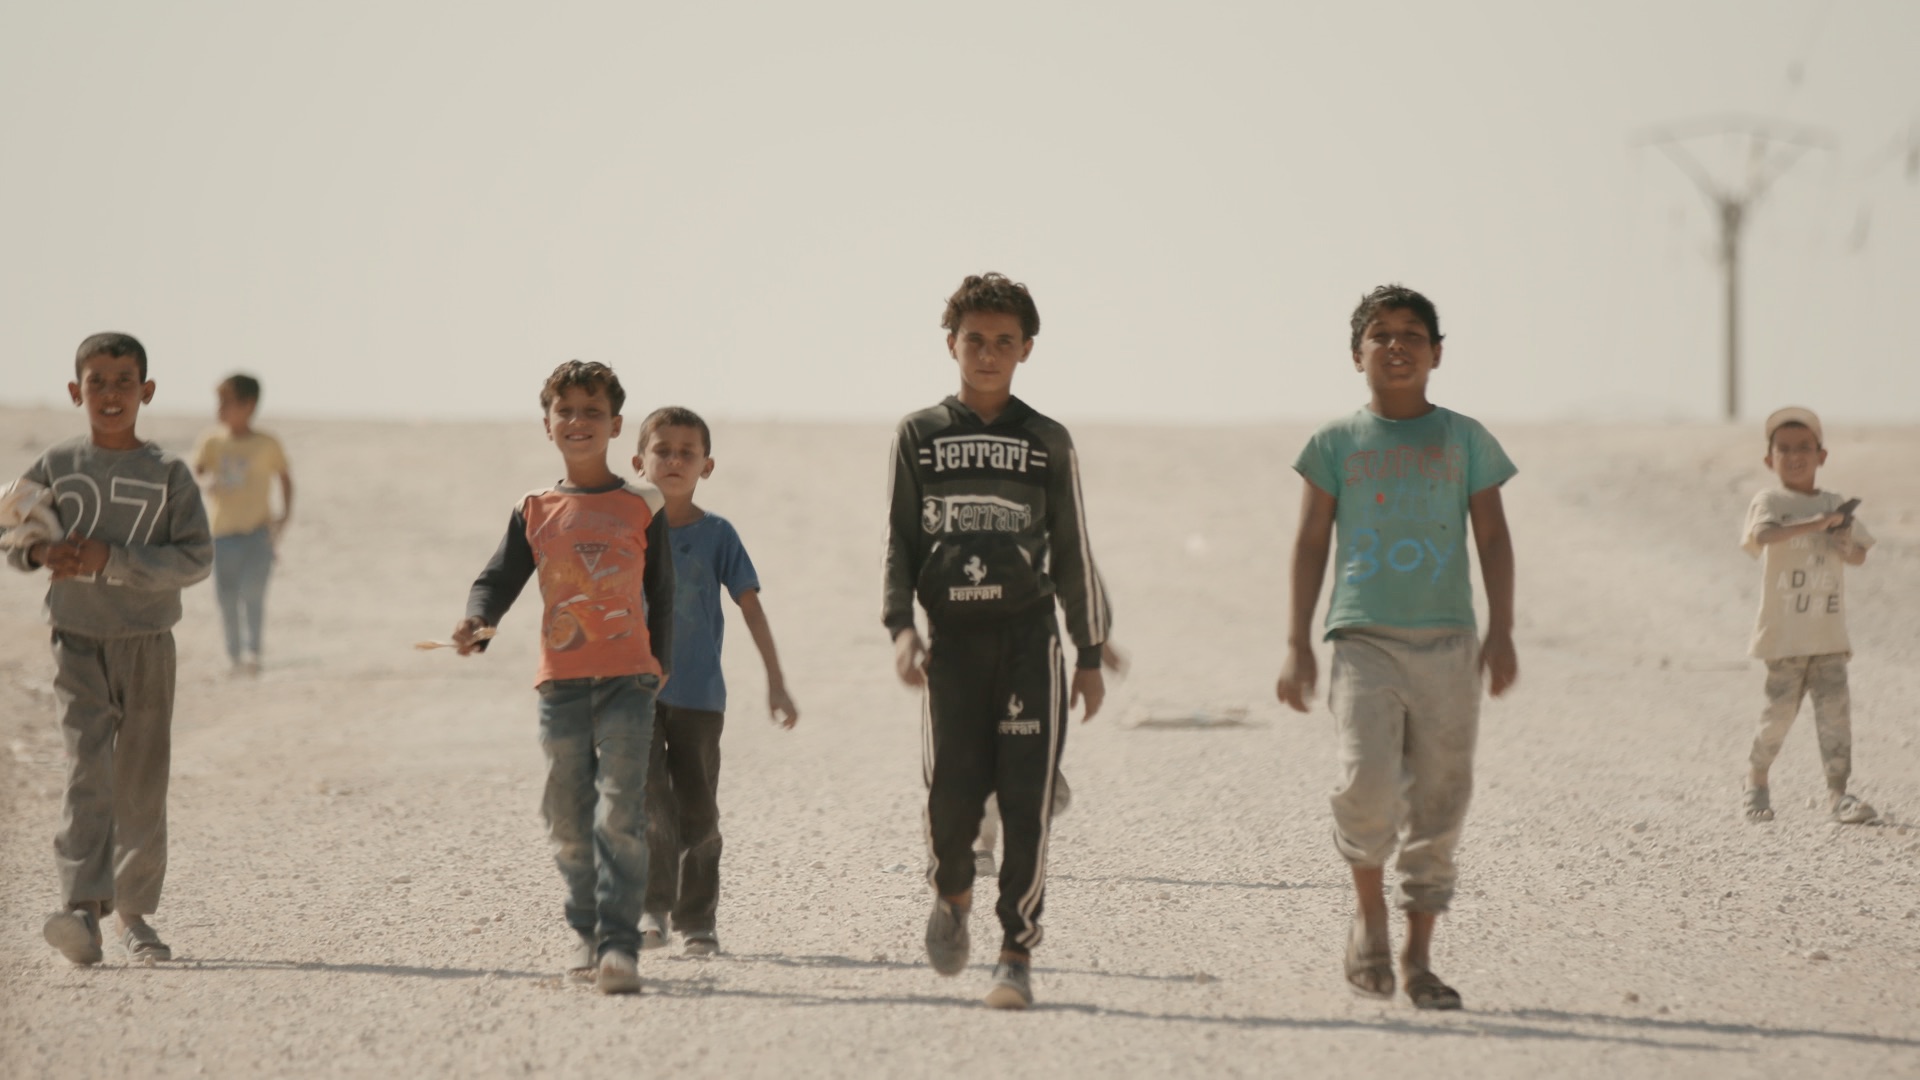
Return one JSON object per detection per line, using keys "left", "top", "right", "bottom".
{"left": 984, "top": 957, "right": 1033, "bottom": 1010}
{"left": 973, "top": 849, "right": 997, "bottom": 878}
{"left": 43, "top": 908, "right": 103, "bottom": 966}
{"left": 682, "top": 932, "right": 719, "bottom": 957}
{"left": 596, "top": 949, "right": 641, "bottom": 995}
{"left": 925, "top": 897, "right": 971, "bottom": 976}
{"left": 567, "top": 932, "right": 597, "bottom": 980}
{"left": 1831, "top": 794, "right": 1878, "bottom": 825}
{"left": 640, "top": 928, "right": 668, "bottom": 952}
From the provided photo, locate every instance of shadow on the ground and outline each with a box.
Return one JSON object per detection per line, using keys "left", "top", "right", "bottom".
{"left": 1050, "top": 873, "right": 1317, "bottom": 892}
{"left": 644, "top": 982, "right": 1725, "bottom": 1050}
{"left": 1489, "top": 1008, "right": 1920, "bottom": 1051}
{"left": 157, "top": 957, "right": 548, "bottom": 980}
{"left": 720, "top": 952, "right": 1200, "bottom": 984}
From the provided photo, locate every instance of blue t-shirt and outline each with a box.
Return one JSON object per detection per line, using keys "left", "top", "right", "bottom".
{"left": 656, "top": 513, "right": 760, "bottom": 712}
{"left": 1294, "top": 406, "right": 1516, "bottom": 638}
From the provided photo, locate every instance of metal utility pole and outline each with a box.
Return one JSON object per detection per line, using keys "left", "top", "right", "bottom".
{"left": 1636, "top": 117, "right": 1831, "bottom": 421}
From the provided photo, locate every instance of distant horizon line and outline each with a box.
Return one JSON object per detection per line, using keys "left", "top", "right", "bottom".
{"left": 5, "top": 400, "right": 1917, "bottom": 431}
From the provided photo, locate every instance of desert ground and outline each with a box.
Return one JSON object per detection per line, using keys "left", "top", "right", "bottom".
{"left": 0, "top": 404, "right": 1916, "bottom": 1078}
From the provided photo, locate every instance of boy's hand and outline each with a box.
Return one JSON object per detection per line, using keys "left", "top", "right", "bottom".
{"left": 1481, "top": 629, "right": 1518, "bottom": 697}
{"left": 1276, "top": 644, "right": 1317, "bottom": 712}
{"left": 1070, "top": 668, "right": 1105, "bottom": 723}
{"left": 768, "top": 683, "right": 799, "bottom": 729}
{"left": 451, "top": 616, "right": 490, "bottom": 657}
{"left": 893, "top": 629, "right": 927, "bottom": 689}
{"left": 47, "top": 536, "right": 110, "bottom": 581}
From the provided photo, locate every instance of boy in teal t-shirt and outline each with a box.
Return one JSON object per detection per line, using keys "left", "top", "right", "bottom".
{"left": 1276, "top": 285, "right": 1519, "bottom": 1012}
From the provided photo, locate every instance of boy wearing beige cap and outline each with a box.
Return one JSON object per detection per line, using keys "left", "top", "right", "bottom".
{"left": 1741, "top": 406, "right": 1877, "bottom": 825}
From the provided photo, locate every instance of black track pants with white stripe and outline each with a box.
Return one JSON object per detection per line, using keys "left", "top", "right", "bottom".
{"left": 922, "top": 609, "right": 1068, "bottom": 954}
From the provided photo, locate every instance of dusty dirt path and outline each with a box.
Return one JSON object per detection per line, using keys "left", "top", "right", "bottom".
{"left": 1, "top": 408, "right": 1915, "bottom": 1078}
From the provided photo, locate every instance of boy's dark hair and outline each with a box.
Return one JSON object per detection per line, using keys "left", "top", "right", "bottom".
{"left": 75, "top": 332, "right": 148, "bottom": 381}
{"left": 539, "top": 360, "right": 625, "bottom": 416}
{"left": 941, "top": 273, "right": 1041, "bottom": 340}
{"left": 1348, "top": 284, "right": 1444, "bottom": 352}
{"left": 222, "top": 374, "right": 262, "bottom": 404}
{"left": 636, "top": 406, "right": 712, "bottom": 456}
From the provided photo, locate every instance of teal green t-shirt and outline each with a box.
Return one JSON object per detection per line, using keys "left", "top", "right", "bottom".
{"left": 1294, "top": 406, "right": 1516, "bottom": 638}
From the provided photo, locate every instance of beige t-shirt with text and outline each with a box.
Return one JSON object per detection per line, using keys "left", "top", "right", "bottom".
{"left": 1741, "top": 488, "right": 1874, "bottom": 661}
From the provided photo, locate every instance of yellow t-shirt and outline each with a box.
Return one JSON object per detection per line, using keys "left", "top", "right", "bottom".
{"left": 193, "top": 429, "right": 289, "bottom": 538}
{"left": 1741, "top": 488, "right": 1874, "bottom": 661}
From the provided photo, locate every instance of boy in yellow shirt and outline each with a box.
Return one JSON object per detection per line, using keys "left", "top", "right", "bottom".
{"left": 192, "top": 375, "right": 293, "bottom": 676}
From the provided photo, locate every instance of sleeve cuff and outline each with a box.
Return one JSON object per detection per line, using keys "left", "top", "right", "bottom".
{"left": 1076, "top": 645, "right": 1102, "bottom": 671}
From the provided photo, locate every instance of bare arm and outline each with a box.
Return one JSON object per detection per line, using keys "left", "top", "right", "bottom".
{"left": 1752, "top": 513, "right": 1846, "bottom": 547}
{"left": 1276, "top": 478, "right": 1336, "bottom": 712}
{"left": 1468, "top": 485, "right": 1517, "bottom": 696}
{"left": 735, "top": 588, "right": 798, "bottom": 728}
{"left": 277, "top": 470, "right": 295, "bottom": 525}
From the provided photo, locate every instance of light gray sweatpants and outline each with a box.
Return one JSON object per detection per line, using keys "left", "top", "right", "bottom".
{"left": 1328, "top": 626, "right": 1480, "bottom": 914}
{"left": 50, "top": 629, "right": 176, "bottom": 915}
{"left": 1751, "top": 653, "right": 1851, "bottom": 792}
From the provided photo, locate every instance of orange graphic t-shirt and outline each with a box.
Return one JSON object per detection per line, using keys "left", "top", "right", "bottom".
{"left": 466, "top": 479, "right": 674, "bottom": 688}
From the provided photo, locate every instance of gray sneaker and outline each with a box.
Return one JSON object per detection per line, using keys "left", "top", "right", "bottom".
{"left": 682, "top": 932, "right": 719, "bottom": 957}
{"left": 925, "top": 897, "right": 971, "bottom": 976}
{"left": 984, "top": 957, "right": 1033, "bottom": 1009}
{"left": 973, "top": 849, "right": 997, "bottom": 878}
{"left": 43, "top": 909, "right": 102, "bottom": 966}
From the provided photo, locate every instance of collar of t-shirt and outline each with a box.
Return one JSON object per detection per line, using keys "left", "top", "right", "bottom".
{"left": 551, "top": 478, "right": 627, "bottom": 496}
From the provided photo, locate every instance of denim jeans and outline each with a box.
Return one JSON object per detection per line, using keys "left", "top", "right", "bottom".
{"left": 537, "top": 672, "right": 660, "bottom": 958}
{"left": 212, "top": 527, "right": 274, "bottom": 663}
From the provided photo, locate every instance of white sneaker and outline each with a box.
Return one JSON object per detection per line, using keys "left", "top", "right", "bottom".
{"left": 597, "top": 949, "right": 641, "bottom": 994}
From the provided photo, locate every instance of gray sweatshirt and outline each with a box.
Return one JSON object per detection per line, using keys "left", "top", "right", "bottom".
{"left": 5, "top": 436, "right": 213, "bottom": 637}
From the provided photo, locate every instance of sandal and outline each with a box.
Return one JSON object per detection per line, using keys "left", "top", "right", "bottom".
{"left": 43, "top": 908, "right": 103, "bottom": 966}
{"left": 1830, "top": 794, "right": 1877, "bottom": 825}
{"left": 122, "top": 922, "right": 172, "bottom": 962}
{"left": 1405, "top": 969, "right": 1463, "bottom": 1010}
{"left": 1743, "top": 786, "right": 1774, "bottom": 822}
{"left": 1344, "top": 918, "right": 1394, "bottom": 998}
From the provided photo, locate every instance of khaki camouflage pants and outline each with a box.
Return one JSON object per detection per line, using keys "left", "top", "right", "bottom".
{"left": 1751, "top": 653, "right": 1851, "bottom": 792}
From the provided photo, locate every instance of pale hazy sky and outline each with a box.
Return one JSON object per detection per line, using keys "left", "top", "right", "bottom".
{"left": 2, "top": 1, "right": 1916, "bottom": 425}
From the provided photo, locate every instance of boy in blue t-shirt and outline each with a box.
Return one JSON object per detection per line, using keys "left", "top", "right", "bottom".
{"left": 1275, "top": 285, "right": 1519, "bottom": 1011}
{"left": 632, "top": 406, "right": 798, "bottom": 955}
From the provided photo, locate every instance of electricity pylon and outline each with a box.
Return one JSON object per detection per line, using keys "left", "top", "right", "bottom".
{"left": 1635, "top": 116, "right": 1832, "bottom": 421}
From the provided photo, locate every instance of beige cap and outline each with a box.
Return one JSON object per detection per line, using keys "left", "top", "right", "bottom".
{"left": 1764, "top": 406, "right": 1822, "bottom": 446}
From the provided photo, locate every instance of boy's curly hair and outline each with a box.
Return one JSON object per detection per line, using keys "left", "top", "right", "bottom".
{"left": 1348, "top": 284, "right": 1444, "bottom": 353}
{"left": 941, "top": 273, "right": 1040, "bottom": 340}
{"left": 539, "top": 360, "right": 625, "bottom": 416}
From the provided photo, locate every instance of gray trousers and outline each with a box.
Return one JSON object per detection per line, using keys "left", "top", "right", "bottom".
{"left": 1752, "top": 653, "right": 1851, "bottom": 791}
{"left": 1328, "top": 627, "right": 1480, "bottom": 914}
{"left": 50, "top": 629, "right": 176, "bottom": 915}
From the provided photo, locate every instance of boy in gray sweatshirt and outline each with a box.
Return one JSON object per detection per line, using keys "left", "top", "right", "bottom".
{"left": 7, "top": 333, "right": 213, "bottom": 965}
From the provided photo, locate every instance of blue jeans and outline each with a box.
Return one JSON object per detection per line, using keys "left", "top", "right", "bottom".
{"left": 537, "top": 673, "right": 660, "bottom": 957}
{"left": 212, "top": 527, "right": 274, "bottom": 663}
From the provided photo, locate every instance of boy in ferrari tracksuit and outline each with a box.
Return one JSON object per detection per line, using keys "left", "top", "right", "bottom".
{"left": 883, "top": 272, "right": 1111, "bottom": 1010}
